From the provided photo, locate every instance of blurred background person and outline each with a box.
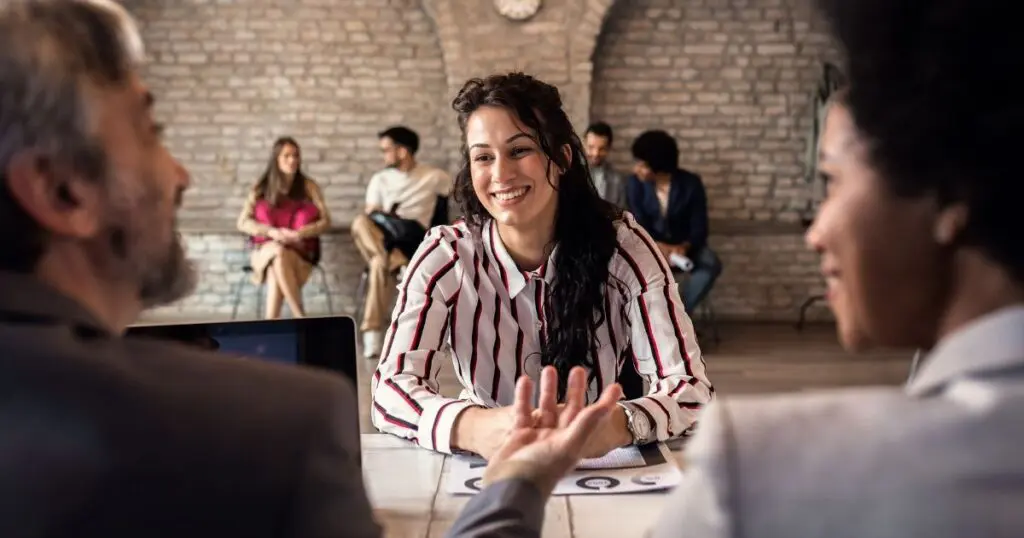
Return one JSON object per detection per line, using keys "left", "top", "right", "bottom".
{"left": 352, "top": 125, "right": 451, "bottom": 359}
{"left": 237, "top": 136, "right": 330, "bottom": 319}
{"left": 627, "top": 130, "right": 722, "bottom": 314}
{"left": 584, "top": 121, "right": 626, "bottom": 207}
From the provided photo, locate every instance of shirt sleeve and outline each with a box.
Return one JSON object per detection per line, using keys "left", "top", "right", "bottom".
{"left": 365, "top": 172, "right": 384, "bottom": 211}
{"left": 649, "top": 400, "right": 734, "bottom": 538}
{"left": 370, "top": 226, "right": 474, "bottom": 455}
{"left": 236, "top": 189, "right": 272, "bottom": 237}
{"left": 616, "top": 217, "right": 714, "bottom": 441}
{"left": 434, "top": 168, "right": 454, "bottom": 197}
{"left": 295, "top": 179, "right": 332, "bottom": 239}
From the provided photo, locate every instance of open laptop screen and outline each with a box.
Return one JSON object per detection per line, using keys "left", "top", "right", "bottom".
{"left": 126, "top": 316, "right": 358, "bottom": 383}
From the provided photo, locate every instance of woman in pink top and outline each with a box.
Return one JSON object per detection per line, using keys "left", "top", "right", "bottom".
{"left": 237, "top": 137, "right": 331, "bottom": 318}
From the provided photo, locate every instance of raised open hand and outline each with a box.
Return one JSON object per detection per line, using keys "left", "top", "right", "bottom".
{"left": 482, "top": 365, "right": 623, "bottom": 496}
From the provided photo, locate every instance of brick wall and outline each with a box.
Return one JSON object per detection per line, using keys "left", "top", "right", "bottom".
{"left": 123, "top": 0, "right": 452, "bottom": 227}
{"left": 128, "top": 0, "right": 836, "bottom": 323}
{"left": 593, "top": 0, "right": 836, "bottom": 223}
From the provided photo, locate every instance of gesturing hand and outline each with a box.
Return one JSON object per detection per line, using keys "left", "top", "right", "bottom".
{"left": 482, "top": 365, "right": 623, "bottom": 496}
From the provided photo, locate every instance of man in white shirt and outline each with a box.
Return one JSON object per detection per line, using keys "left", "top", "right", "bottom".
{"left": 351, "top": 126, "right": 452, "bottom": 359}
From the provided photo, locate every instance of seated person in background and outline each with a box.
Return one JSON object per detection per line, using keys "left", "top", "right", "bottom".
{"left": 352, "top": 125, "right": 451, "bottom": 359}
{"left": 627, "top": 130, "right": 722, "bottom": 313}
{"left": 371, "top": 72, "right": 713, "bottom": 459}
{"left": 237, "top": 136, "right": 330, "bottom": 319}
{"left": 0, "top": 2, "right": 378, "bottom": 536}
{"left": 584, "top": 121, "right": 626, "bottom": 207}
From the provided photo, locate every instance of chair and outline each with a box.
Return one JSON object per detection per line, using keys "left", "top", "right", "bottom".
{"left": 353, "top": 195, "right": 450, "bottom": 323}
{"left": 693, "top": 294, "right": 721, "bottom": 346}
{"left": 230, "top": 236, "right": 333, "bottom": 320}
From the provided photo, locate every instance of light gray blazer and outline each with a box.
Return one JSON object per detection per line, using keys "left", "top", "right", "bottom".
{"left": 651, "top": 306, "right": 1024, "bottom": 538}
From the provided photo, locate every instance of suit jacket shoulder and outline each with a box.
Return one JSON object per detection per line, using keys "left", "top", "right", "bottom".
{"left": 0, "top": 322, "right": 379, "bottom": 538}
{"left": 715, "top": 386, "right": 1024, "bottom": 538}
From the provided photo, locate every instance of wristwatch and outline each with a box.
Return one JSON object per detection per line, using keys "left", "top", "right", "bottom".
{"left": 618, "top": 402, "right": 654, "bottom": 445}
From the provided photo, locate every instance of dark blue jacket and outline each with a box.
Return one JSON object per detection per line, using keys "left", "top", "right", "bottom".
{"left": 626, "top": 168, "right": 709, "bottom": 253}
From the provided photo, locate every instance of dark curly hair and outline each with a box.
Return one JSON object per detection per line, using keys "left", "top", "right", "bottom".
{"left": 631, "top": 130, "right": 679, "bottom": 174}
{"left": 817, "top": 0, "right": 1023, "bottom": 281}
{"left": 451, "top": 72, "right": 624, "bottom": 398}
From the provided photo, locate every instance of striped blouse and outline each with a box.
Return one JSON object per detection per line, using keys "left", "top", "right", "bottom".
{"left": 370, "top": 214, "right": 714, "bottom": 454}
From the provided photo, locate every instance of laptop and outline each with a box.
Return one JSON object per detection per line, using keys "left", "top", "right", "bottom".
{"left": 126, "top": 315, "right": 363, "bottom": 463}
{"left": 126, "top": 315, "right": 358, "bottom": 383}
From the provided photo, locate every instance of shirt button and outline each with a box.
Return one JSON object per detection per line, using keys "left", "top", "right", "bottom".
{"left": 535, "top": 321, "right": 543, "bottom": 330}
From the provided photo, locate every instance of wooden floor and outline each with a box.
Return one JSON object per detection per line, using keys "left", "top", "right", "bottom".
{"left": 357, "top": 322, "right": 914, "bottom": 433}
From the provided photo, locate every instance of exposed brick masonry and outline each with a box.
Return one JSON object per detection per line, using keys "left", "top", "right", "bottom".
{"left": 130, "top": 0, "right": 834, "bottom": 323}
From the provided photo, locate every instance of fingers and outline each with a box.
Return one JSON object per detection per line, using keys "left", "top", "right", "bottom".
{"left": 512, "top": 374, "right": 536, "bottom": 429}
{"left": 537, "top": 366, "right": 558, "bottom": 428}
{"left": 559, "top": 367, "right": 588, "bottom": 428}
{"left": 560, "top": 383, "right": 624, "bottom": 453}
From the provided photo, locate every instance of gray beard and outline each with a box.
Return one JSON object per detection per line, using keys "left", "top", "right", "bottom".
{"left": 137, "top": 233, "right": 196, "bottom": 309}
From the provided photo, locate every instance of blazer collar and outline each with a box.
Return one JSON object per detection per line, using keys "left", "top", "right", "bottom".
{"left": 906, "top": 305, "right": 1024, "bottom": 396}
{"left": 482, "top": 220, "right": 557, "bottom": 300}
{"left": 0, "top": 270, "right": 112, "bottom": 335}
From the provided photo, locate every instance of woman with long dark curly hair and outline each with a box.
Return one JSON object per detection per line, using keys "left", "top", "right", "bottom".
{"left": 236, "top": 137, "right": 330, "bottom": 319}
{"left": 371, "top": 73, "right": 712, "bottom": 459}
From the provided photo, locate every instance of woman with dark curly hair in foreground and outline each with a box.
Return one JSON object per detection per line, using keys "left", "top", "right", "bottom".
{"left": 370, "top": 72, "right": 713, "bottom": 459}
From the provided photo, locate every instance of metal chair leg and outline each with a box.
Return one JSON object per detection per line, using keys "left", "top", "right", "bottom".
{"left": 354, "top": 269, "right": 368, "bottom": 324}
{"left": 704, "top": 298, "right": 720, "bottom": 345}
{"left": 318, "top": 266, "right": 334, "bottom": 315}
{"left": 231, "top": 271, "right": 250, "bottom": 320}
{"left": 795, "top": 294, "right": 825, "bottom": 331}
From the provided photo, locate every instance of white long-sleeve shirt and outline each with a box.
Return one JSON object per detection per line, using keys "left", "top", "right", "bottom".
{"left": 371, "top": 214, "right": 714, "bottom": 454}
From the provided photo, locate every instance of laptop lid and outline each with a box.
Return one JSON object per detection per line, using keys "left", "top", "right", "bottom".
{"left": 127, "top": 315, "right": 363, "bottom": 466}
{"left": 126, "top": 316, "right": 359, "bottom": 384}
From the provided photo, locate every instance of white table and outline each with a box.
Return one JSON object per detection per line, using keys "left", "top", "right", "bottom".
{"left": 361, "top": 434, "right": 685, "bottom": 538}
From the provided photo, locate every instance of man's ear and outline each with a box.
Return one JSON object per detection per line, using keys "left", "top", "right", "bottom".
{"left": 934, "top": 202, "right": 969, "bottom": 246}
{"left": 4, "top": 151, "right": 103, "bottom": 239}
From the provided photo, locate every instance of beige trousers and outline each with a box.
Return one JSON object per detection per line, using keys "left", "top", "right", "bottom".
{"left": 250, "top": 242, "right": 313, "bottom": 319}
{"left": 351, "top": 214, "right": 408, "bottom": 332}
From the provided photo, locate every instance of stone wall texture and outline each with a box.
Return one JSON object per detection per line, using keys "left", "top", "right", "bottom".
{"left": 126, "top": 0, "right": 836, "bottom": 323}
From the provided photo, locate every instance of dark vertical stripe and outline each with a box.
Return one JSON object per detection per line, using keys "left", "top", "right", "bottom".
{"left": 409, "top": 258, "right": 457, "bottom": 350}
{"left": 617, "top": 246, "right": 667, "bottom": 378}
{"left": 448, "top": 288, "right": 465, "bottom": 384}
{"left": 510, "top": 296, "right": 524, "bottom": 381}
{"left": 489, "top": 291, "right": 503, "bottom": 402}
{"left": 469, "top": 251, "right": 483, "bottom": 387}
{"left": 380, "top": 238, "right": 441, "bottom": 361}
{"left": 624, "top": 222, "right": 693, "bottom": 378}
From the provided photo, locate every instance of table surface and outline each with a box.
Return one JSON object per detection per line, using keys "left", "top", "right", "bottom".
{"left": 361, "top": 434, "right": 685, "bottom": 538}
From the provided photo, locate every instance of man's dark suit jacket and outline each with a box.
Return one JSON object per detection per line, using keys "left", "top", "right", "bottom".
{"left": 626, "top": 168, "right": 710, "bottom": 253}
{"left": 0, "top": 271, "right": 381, "bottom": 538}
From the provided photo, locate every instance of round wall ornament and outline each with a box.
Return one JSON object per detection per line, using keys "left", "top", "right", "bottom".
{"left": 494, "top": 0, "right": 542, "bottom": 21}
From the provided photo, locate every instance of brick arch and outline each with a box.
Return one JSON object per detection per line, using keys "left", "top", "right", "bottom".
{"left": 421, "top": 0, "right": 621, "bottom": 134}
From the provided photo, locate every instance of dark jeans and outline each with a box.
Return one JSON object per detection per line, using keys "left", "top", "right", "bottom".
{"left": 677, "top": 246, "right": 722, "bottom": 313}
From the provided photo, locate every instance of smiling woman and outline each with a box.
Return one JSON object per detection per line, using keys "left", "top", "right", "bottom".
{"left": 370, "top": 72, "right": 714, "bottom": 461}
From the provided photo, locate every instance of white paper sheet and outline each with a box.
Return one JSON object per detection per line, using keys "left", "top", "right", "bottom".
{"left": 446, "top": 443, "right": 682, "bottom": 496}
{"left": 576, "top": 446, "right": 646, "bottom": 470}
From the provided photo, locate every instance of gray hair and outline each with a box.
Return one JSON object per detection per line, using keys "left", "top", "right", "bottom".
{"left": 0, "top": 0, "right": 145, "bottom": 271}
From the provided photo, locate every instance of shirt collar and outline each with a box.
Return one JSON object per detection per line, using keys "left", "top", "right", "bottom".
{"left": 483, "top": 220, "right": 557, "bottom": 299}
{"left": 0, "top": 270, "right": 112, "bottom": 335}
{"left": 906, "top": 305, "right": 1024, "bottom": 396}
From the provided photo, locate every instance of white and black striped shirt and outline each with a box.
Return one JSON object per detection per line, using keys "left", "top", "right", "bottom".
{"left": 371, "top": 214, "right": 714, "bottom": 454}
